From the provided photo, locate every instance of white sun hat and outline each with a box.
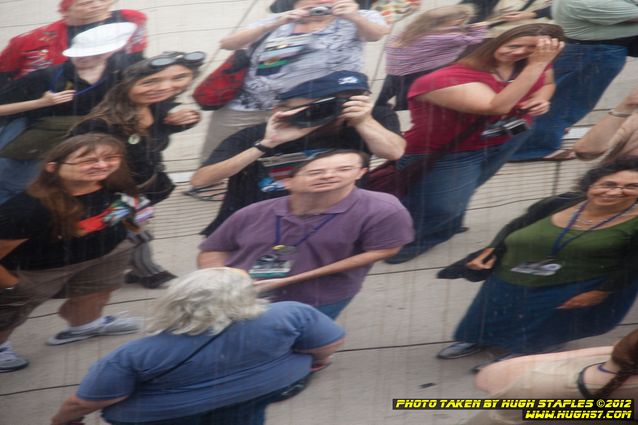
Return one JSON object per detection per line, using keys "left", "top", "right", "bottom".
{"left": 63, "top": 22, "right": 137, "bottom": 57}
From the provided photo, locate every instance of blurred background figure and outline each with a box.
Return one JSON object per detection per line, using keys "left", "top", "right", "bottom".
{"left": 509, "top": 0, "right": 638, "bottom": 161}
{"left": 461, "top": 0, "right": 552, "bottom": 38}
{"left": 574, "top": 86, "right": 638, "bottom": 162}
{"left": 51, "top": 268, "right": 345, "bottom": 425}
{"left": 386, "top": 24, "right": 563, "bottom": 264}
{"left": 199, "top": 0, "right": 388, "bottom": 161}
{"left": 72, "top": 52, "right": 205, "bottom": 288}
{"left": 438, "top": 159, "right": 638, "bottom": 371}
{"left": 0, "top": 22, "right": 138, "bottom": 204}
{"left": 0, "top": 0, "right": 146, "bottom": 89}
{"left": 465, "top": 329, "right": 638, "bottom": 424}
{"left": 375, "top": 5, "right": 487, "bottom": 111}
{"left": 0, "top": 134, "right": 142, "bottom": 373}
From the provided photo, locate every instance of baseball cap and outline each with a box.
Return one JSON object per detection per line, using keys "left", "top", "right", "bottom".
{"left": 63, "top": 22, "right": 137, "bottom": 57}
{"left": 278, "top": 71, "right": 369, "bottom": 100}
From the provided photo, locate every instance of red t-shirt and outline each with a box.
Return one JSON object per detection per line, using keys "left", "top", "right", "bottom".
{"left": 0, "top": 10, "right": 146, "bottom": 79}
{"left": 404, "top": 64, "right": 547, "bottom": 154}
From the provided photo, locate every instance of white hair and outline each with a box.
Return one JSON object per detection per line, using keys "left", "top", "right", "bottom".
{"left": 146, "top": 268, "right": 268, "bottom": 336}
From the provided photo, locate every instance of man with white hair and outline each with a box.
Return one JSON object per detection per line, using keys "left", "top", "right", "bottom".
{"left": 198, "top": 150, "right": 414, "bottom": 319}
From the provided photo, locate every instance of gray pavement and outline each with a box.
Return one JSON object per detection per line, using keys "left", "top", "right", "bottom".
{"left": 1, "top": 1, "right": 638, "bottom": 424}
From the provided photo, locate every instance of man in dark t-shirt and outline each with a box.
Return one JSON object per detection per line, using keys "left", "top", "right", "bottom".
{"left": 191, "top": 71, "right": 406, "bottom": 236}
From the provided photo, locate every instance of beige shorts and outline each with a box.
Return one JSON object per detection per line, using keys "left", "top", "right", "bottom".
{"left": 0, "top": 239, "right": 133, "bottom": 331}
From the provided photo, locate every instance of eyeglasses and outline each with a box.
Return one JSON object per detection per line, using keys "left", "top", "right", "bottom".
{"left": 591, "top": 182, "right": 638, "bottom": 193}
{"left": 62, "top": 154, "right": 123, "bottom": 166}
{"left": 148, "top": 51, "right": 206, "bottom": 69}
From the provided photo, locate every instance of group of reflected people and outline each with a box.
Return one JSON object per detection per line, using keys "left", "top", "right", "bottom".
{"left": 1, "top": 0, "right": 638, "bottom": 424}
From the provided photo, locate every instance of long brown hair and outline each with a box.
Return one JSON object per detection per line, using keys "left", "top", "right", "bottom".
{"left": 457, "top": 23, "right": 565, "bottom": 72}
{"left": 396, "top": 5, "right": 475, "bottom": 47}
{"left": 27, "top": 133, "right": 137, "bottom": 240}
{"left": 592, "top": 330, "right": 638, "bottom": 399}
{"left": 74, "top": 53, "right": 201, "bottom": 136}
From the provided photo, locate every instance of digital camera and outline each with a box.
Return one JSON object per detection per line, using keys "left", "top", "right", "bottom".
{"left": 309, "top": 5, "right": 332, "bottom": 15}
{"left": 480, "top": 117, "right": 529, "bottom": 139}
{"left": 287, "top": 97, "right": 348, "bottom": 128}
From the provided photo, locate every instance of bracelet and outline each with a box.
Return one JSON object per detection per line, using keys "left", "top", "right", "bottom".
{"left": 608, "top": 109, "right": 632, "bottom": 118}
{"left": 253, "top": 140, "right": 274, "bottom": 154}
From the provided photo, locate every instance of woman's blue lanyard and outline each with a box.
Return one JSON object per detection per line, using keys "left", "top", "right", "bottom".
{"left": 550, "top": 201, "right": 637, "bottom": 258}
{"left": 49, "top": 67, "right": 106, "bottom": 96}
{"left": 274, "top": 213, "right": 337, "bottom": 251}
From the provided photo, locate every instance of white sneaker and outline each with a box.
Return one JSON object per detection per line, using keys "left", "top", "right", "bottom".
{"left": 0, "top": 346, "right": 29, "bottom": 372}
{"left": 47, "top": 315, "right": 141, "bottom": 346}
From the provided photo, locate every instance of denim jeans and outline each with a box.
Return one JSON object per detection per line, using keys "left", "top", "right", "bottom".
{"left": 0, "top": 157, "right": 40, "bottom": 204}
{"left": 511, "top": 43, "right": 628, "bottom": 160}
{"left": 106, "top": 377, "right": 309, "bottom": 425}
{"left": 316, "top": 296, "right": 354, "bottom": 319}
{"left": 396, "top": 132, "right": 530, "bottom": 258}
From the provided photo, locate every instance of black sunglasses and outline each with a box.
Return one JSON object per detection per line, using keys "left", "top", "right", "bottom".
{"left": 148, "top": 51, "right": 206, "bottom": 69}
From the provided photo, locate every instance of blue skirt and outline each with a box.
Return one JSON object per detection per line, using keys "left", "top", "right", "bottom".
{"left": 454, "top": 274, "right": 638, "bottom": 354}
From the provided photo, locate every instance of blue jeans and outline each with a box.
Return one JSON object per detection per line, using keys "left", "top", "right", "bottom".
{"left": 0, "top": 157, "right": 40, "bottom": 204}
{"left": 511, "top": 43, "right": 627, "bottom": 160}
{"left": 396, "top": 133, "right": 530, "bottom": 258}
{"left": 107, "top": 377, "right": 309, "bottom": 425}
{"left": 315, "top": 297, "right": 354, "bottom": 319}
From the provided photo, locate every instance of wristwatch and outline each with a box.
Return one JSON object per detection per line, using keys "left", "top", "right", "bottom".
{"left": 253, "top": 140, "right": 274, "bottom": 154}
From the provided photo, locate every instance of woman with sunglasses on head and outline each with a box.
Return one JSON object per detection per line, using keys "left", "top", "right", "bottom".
{"left": 385, "top": 24, "right": 564, "bottom": 264}
{"left": 72, "top": 51, "right": 206, "bottom": 288}
{"left": 199, "top": 0, "right": 389, "bottom": 160}
{"left": 0, "top": 133, "right": 144, "bottom": 373}
{"left": 437, "top": 159, "right": 638, "bottom": 371}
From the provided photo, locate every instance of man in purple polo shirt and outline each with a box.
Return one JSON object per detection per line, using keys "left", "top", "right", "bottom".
{"left": 197, "top": 150, "right": 413, "bottom": 319}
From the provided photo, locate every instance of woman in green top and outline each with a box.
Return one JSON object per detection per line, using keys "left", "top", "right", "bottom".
{"left": 437, "top": 159, "right": 638, "bottom": 366}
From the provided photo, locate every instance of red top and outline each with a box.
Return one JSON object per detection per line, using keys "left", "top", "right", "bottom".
{"left": 0, "top": 9, "right": 147, "bottom": 79}
{"left": 404, "top": 64, "right": 547, "bottom": 155}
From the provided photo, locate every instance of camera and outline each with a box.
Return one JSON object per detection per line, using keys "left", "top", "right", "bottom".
{"left": 287, "top": 97, "right": 348, "bottom": 128}
{"left": 480, "top": 117, "right": 529, "bottom": 139}
{"left": 309, "top": 5, "right": 332, "bottom": 15}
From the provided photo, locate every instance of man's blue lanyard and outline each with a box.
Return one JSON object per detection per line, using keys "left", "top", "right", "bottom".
{"left": 274, "top": 213, "right": 337, "bottom": 250}
{"left": 550, "top": 201, "right": 637, "bottom": 257}
{"left": 49, "top": 67, "right": 106, "bottom": 96}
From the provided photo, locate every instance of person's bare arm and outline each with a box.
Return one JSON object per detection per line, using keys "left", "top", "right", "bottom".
{"left": 0, "top": 90, "right": 75, "bottom": 116}
{"left": 219, "top": 10, "right": 309, "bottom": 50}
{"left": 518, "top": 69, "right": 555, "bottom": 116}
{"left": 331, "top": 0, "right": 389, "bottom": 41}
{"left": 297, "top": 337, "right": 345, "bottom": 366}
{"left": 0, "top": 239, "right": 26, "bottom": 288}
{"left": 253, "top": 246, "right": 401, "bottom": 293}
{"left": 190, "top": 110, "right": 319, "bottom": 188}
{"left": 342, "top": 95, "right": 405, "bottom": 160}
{"left": 197, "top": 250, "right": 231, "bottom": 268}
{"left": 50, "top": 395, "right": 127, "bottom": 425}
{"left": 475, "top": 346, "right": 614, "bottom": 394}
{"left": 419, "top": 38, "right": 563, "bottom": 115}
{"left": 574, "top": 88, "right": 638, "bottom": 160}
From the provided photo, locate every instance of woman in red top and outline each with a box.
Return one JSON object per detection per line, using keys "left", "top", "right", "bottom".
{"left": 386, "top": 24, "right": 564, "bottom": 264}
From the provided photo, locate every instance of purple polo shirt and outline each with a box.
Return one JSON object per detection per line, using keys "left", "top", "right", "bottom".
{"left": 199, "top": 188, "right": 413, "bottom": 306}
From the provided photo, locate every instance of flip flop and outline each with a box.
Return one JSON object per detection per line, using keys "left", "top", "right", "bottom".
{"left": 540, "top": 149, "right": 577, "bottom": 161}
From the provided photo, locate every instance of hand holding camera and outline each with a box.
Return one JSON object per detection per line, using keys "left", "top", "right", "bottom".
{"left": 264, "top": 109, "right": 322, "bottom": 148}
{"left": 340, "top": 94, "right": 373, "bottom": 127}
{"left": 330, "top": 0, "right": 359, "bottom": 19}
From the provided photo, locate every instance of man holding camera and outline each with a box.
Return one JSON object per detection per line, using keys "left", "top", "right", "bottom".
{"left": 191, "top": 71, "right": 406, "bottom": 236}
{"left": 197, "top": 150, "right": 413, "bottom": 319}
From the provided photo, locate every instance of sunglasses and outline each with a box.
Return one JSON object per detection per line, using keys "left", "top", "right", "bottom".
{"left": 286, "top": 97, "right": 349, "bottom": 128}
{"left": 148, "top": 51, "right": 206, "bottom": 69}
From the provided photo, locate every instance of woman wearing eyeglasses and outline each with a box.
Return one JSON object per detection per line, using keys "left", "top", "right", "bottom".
{"left": 0, "top": 134, "right": 144, "bottom": 373}
{"left": 71, "top": 52, "right": 205, "bottom": 288}
{"left": 437, "top": 159, "right": 638, "bottom": 370}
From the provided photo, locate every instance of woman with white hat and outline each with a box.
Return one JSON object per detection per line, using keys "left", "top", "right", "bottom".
{"left": 0, "top": 22, "right": 138, "bottom": 204}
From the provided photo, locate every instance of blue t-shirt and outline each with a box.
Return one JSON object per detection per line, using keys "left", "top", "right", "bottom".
{"left": 77, "top": 302, "right": 344, "bottom": 422}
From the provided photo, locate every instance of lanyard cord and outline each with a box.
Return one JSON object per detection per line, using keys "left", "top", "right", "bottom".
{"left": 49, "top": 66, "right": 106, "bottom": 96}
{"left": 274, "top": 213, "right": 337, "bottom": 249}
{"left": 550, "top": 201, "right": 637, "bottom": 257}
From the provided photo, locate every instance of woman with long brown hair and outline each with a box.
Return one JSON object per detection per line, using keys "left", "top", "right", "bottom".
{"left": 72, "top": 52, "right": 205, "bottom": 288}
{"left": 386, "top": 23, "right": 564, "bottom": 264}
{"left": 0, "top": 133, "right": 144, "bottom": 373}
